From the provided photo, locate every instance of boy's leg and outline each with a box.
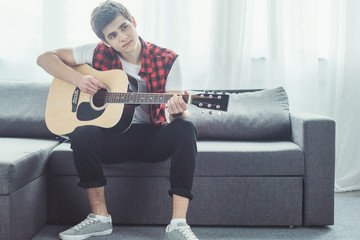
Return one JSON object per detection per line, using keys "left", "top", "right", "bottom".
{"left": 144, "top": 118, "right": 198, "bottom": 240}
{"left": 85, "top": 187, "right": 108, "bottom": 216}
{"left": 140, "top": 119, "right": 198, "bottom": 230}
{"left": 69, "top": 124, "right": 148, "bottom": 211}
{"left": 144, "top": 118, "right": 198, "bottom": 201}
{"left": 59, "top": 125, "right": 142, "bottom": 240}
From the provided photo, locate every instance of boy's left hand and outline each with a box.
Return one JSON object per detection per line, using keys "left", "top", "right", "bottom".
{"left": 167, "top": 91, "right": 188, "bottom": 115}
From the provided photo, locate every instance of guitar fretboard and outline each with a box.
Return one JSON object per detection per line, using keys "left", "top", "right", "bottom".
{"left": 102, "top": 93, "right": 190, "bottom": 104}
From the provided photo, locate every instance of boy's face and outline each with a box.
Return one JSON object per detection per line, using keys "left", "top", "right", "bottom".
{"left": 102, "top": 14, "right": 140, "bottom": 55}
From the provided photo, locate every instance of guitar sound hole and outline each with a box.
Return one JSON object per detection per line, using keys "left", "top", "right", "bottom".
{"left": 93, "top": 88, "right": 107, "bottom": 108}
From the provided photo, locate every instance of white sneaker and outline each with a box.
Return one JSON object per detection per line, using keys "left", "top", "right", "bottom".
{"left": 164, "top": 222, "right": 199, "bottom": 240}
{"left": 59, "top": 213, "right": 112, "bottom": 240}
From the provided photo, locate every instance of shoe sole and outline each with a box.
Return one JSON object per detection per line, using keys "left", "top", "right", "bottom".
{"left": 59, "top": 228, "right": 113, "bottom": 240}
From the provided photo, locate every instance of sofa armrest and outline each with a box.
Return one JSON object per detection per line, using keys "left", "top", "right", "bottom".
{"left": 290, "top": 112, "right": 335, "bottom": 225}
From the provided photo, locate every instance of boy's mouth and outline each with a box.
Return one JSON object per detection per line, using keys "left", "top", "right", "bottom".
{"left": 123, "top": 40, "right": 132, "bottom": 48}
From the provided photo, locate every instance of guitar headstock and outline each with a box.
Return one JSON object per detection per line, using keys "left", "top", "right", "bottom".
{"left": 191, "top": 91, "right": 229, "bottom": 112}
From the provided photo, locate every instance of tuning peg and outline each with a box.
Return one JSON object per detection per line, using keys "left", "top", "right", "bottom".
{"left": 204, "top": 90, "right": 209, "bottom": 94}
{"left": 202, "top": 110, "right": 205, "bottom": 114}
{"left": 209, "top": 111, "right": 214, "bottom": 115}
{"left": 218, "top": 112, "right": 222, "bottom": 116}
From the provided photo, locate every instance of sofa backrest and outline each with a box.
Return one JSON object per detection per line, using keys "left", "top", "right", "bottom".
{"left": 0, "top": 81, "right": 56, "bottom": 139}
{"left": 0, "top": 81, "right": 291, "bottom": 140}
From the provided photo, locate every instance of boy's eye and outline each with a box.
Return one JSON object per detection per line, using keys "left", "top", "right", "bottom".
{"left": 121, "top": 25, "right": 127, "bottom": 31}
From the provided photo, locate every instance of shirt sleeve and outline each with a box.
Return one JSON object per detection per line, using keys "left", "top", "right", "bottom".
{"left": 73, "top": 43, "right": 98, "bottom": 65}
{"left": 165, "top": 57, "right": 183, "bottom": 91}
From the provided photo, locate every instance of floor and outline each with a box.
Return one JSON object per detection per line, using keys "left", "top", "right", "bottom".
{"left": 32, "top": 191, "right": 360, "bottom": 240}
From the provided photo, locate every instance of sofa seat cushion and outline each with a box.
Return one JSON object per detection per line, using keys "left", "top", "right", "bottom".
{"left": 0, "top": 138, "right": 59, "bottom": 194}
{"left": 196, "top": 140, "right": 304, "bottom": 176}
{"left": 48, "top": 140, "right": 304, "bottom": 177}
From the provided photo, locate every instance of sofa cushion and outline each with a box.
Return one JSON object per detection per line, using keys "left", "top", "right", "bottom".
{"left": 189, "top": 87, "right": 291, "bottom": 140}
{"left": 0, "top": 81, "right": 55, "bottom": 138}
{"left": 0, "top": 138, "right": 59, "bottom": 194}
{"left": 48, "top": 140, "right": 304, "bottom": 177}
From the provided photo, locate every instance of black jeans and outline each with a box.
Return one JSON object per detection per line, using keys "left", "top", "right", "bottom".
{"left": 69, "top": 118, "right": 198, "bottom": 200}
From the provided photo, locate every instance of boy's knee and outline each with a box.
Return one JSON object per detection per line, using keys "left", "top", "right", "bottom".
{"left": 171, "top": 118, "right": 197, "bottom": 137}
{"left": 70, "top": 126, "right": 101, "bottom": 150}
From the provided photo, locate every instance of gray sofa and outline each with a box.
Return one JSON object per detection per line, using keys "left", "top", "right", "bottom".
{"left": 0, "top": 81, "right": 335, "bottom": 240}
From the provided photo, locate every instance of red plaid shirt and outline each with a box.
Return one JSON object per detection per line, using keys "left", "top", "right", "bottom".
{"left": 92, "top": 37, "right": 178, "bottom": 126}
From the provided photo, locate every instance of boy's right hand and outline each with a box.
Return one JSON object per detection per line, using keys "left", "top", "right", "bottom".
{"left": 76, "top": 75, "right": 107, "bottom": 95}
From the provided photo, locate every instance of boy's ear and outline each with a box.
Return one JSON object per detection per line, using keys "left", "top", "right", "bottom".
{"left": 131, "top": 16, "right": 137, "bottom": 27}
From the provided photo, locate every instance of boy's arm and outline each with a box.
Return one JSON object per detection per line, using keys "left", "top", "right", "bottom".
{"left": 37, "top": 48, "right": 106, "bottom": 94}
{"left": 165, "top": 59, "right": 189, "bottom": 121}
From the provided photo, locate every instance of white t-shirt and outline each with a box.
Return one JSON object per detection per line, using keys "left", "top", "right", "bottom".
{"left": 73, "top": 43, "right": 182, "bottom": 124}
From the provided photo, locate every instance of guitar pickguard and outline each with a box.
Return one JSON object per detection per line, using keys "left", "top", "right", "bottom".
{"left": 77, "top": 102, "right": 105, "bottom": 121}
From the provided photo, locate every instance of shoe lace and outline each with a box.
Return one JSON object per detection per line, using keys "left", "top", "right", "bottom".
{"left": 72, "top": 216, "right": 99, "bottom": 231}
{"left": 177, "top": 225, "right": 199, "bottom": 240}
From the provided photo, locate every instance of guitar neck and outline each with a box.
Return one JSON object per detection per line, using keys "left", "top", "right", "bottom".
{"left": 92, "top": 90, "right": 229, "bottom": 111}
{"left": 104, "top": 92, "right": 191, "bottom": 104}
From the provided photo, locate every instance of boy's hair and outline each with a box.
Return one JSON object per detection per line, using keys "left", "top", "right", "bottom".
{"left": 91, "top": 0, "right": 132, "bottom": 40}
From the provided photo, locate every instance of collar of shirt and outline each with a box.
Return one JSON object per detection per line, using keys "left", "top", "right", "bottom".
{"left": 139, "top": 37, "right": 154, "bottom": 74}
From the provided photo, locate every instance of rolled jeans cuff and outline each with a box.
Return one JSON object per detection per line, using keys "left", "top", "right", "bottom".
{"left": 168, "top": 188, "right": 193, "bottom": 200}
{"left": 78, "top": 179, "right": 107, "bottom": 189}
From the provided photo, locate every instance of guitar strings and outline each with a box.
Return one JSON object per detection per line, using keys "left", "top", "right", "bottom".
{"left": 93, "top": 93, "right": 225, "bottom": 108}
{"left": 93, "top": 97, "right": 223, "bottom": 109}
{"left": 93, "top": 92, "right": 220, "bottom": 99}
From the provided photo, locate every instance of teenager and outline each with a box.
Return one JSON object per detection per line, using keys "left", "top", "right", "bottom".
{"left": 37, "top": 1, "right": 199, "bottom": 239}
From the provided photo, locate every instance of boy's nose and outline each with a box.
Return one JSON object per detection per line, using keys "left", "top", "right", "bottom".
{"left": 118, "top": 32, "right": 127, "bottom": 41}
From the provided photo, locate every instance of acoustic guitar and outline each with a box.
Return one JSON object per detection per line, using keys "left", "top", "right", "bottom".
{"left": 45, "top": 64, "right": 229, "bottom": 135}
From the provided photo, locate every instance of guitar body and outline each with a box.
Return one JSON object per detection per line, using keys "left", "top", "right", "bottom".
{"left": 45, "top": 64, "right": 229, "bottom": 136}
{"left": 45, "top": 64, "right": 133, "bottom": 135}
